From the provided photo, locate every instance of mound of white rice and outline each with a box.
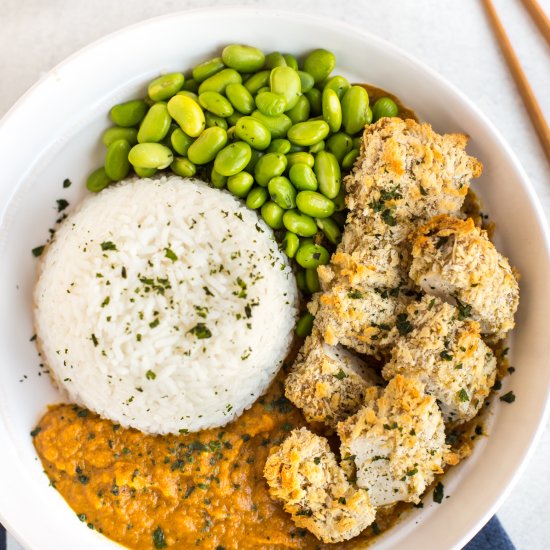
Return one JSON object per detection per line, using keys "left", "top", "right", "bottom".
{"left": 34, "top": 176, "right": 298, "bottom": 434}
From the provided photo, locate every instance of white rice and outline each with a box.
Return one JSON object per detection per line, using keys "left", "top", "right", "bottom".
{"left": 34, "top": 176, "right": 298, "bottom": 434}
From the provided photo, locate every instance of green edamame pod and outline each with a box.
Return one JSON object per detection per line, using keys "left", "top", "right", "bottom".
{"left": 303, "top": 49, "right": 336, "bottom": 83}
{"left": 170, "top": 157, "right": 196, "bottom": 177}
{"left": 341, "top": 85, "right": 370, "bottom": 135}
{"left": 235, "top": 116, "right": 271, "bottom": 150}
{"left": 226, "top": 112, "right": 244, "bottom": 127}
{"left": 305, "top": 268, "right": 321, "bottom": 293}
{"left": 137, "top": 102, "right": 171, "bottom": 143}
{"left": 192, "top": 57, "right": 225, "bottom": 83}
{"left": 266, "top": 139, "right": 291, "bottom": 154}
{"left": 171, "top": 128, "right": 194, "bottom": 156}
{"left": 342, "top": 148, "right": 360, "bottom": 170}
{"left": 213, "top": 141, "right": 252, "bottom": 176}
{"left": 316, "top": 217, "right": 342, "bottom": 245}
{"left": 295, "top": 270, "right": 308, "bottom": 293}
{"left": 265, "top": 51, "right": 287, "bottom": 69}
{"left": 289, "top": 163, "right": 318, "bottom": 191}
{"left": 305, "top": 89, "right": 322, "bottom": 116}
{"left": 287, "top": 120, "right": 330, "bottom": 147}
{"left": 177, "top": 90, "right": 199, "bottom": 101}
{"left": 333, "top": 187, "right": 347, "bottom": 212}
{"left": 104, "top": 139, "right": 131, "bottom": 181}
{"left": 372, "top": 97, "right": 399, "bottom": 122}
{"left": 134, "top": 166, "right": 157, "bottom": 178}
{"left": 323, "top": 75, "right": 350, "bottom": 100}
{"left": 261, "top": 201, "right": 284, "bottom": 229}
{"left": 148, "top": 72, "right": 184, "bottom": 101}
{"left": 322, "top": 88, "right": 342, "bottom": 133}
{"left": 268, "top": 176, "right": 297, "bottom": 209}
{"left": 282, "top": 209, "right": 317, "bottom": 237}
{"left": 296, "top": 190, "right": 335, "bottom": 218}
{"left": 366, "top": 106, "right": 373, "bottom": 125}
{"left": 210, "top": 167, "right": 227, "bottom": 189}
{"left": 309, "top": 140, "right": 325, "bottom": 154}
{"left": 227, "top": 171, "right": 254, "bottom": 198}
{"left": 128, "top": 143, "right": 173, "bottom": 169}
{"left": 255, "top": 92, "right": 287, "bottom": 117}
{"left": 296, "top": 242, "right": 330, "bottom": 268}
{"left": 244, "top": 148, "right": 263, "bottom": 172}
{"left": 295, "top": 312, "right": 314, "bottom": 337}
{"left": 198, "top": 68, "right": 242, "bottom": 95}
{"left": 270, "top": 66, "right": 301, "bottom": 111}
{"left": 297, "top": 71, "right": 315, "bottom": 93}
{"left": 250, "top": 111, "right": 292, "bottom": 139}
{"left": 286, "top": 95, "right": 310, "bottom": 125}
{"left": 254, "top": 152, "right": 287, "bottom": 186}
{"left": 188, "top": 127, "right": 228, "bottom": 164}
{"left": 314, "top": 151, "right": 341, "bottom": 199}
{"left": 181, "top": 78, "right": 199, "bottom": 93}
{"left": 282, "top": 231, "right": 300, "bottom": 258}
{"left": 86, "top": 166, "right": 112, "bottom": 193}
{"left": 110, "top": 99, "right": 147, "bottom": 127}
{"left": 199, "top": 91, "right": 234, "bottom": 118}
{"left": 102, "top": 127, "right": 138, "bottom": 147}
{"left": 222, "top": 44, "right": 265, "bottom": 73}
{"left": 167, "top": 95, "right": 205, "bottom": 137}
{"left": 225, "top": 83, "right": 255, "bottom": 114}
{"left": 286, "top": 152, "right": 315, "bottom": 169}
{"left": 205, "top": 111, "right": 229, "bottom": 129}
{"left": 326, "top": 132, "right": 353, "bottom": 164}
{"left": 282, "top": 53, "right": 299, "bottom": 70}
{"left": 244, "top": 70, "right": 270, "bottom": 95}
{"left": 246, "top": 186, "right": 268, "bottom": 209}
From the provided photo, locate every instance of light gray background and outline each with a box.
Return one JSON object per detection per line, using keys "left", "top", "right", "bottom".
{"left": 1, "top": 0, "right": 549, "bottom": 549}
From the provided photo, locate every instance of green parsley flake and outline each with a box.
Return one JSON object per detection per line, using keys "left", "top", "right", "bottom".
{"left": 458, "top": 388, "right": 469, "bottom": 402}
{"left": 334, "top": 369, "right": 347, "bottom": 380}
{"left": 32, "top": 245, "right": 45, "bottom": 257}
{"left": 433, "top": 481, "right": 445, "bottom": 503}
{"left": 152, "top": 526, "right": 167, "bottom": 549}
{"left": 100, "top": 241, "right": 118, "bottom": 251}
{"left": 347, "top": 289, "right": 363, "bottom": 299}
{"left": 146, "top": 370, "right": 156, "bottom": 380}
{"left": 188, "top": 323, "right": 212, "bottom": 339}
{"left": 164, "top": 248, "right": 177, "bottom": 262}
{"left": 396, "top": 313, "right": 413, "bottom": 336}
{"left": 500, "top": 391, "right": 516, "bottom": 404}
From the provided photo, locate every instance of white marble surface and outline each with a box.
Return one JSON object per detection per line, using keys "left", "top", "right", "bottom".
{"left": 1, "top": 0, "right": 549, "bottom": 549}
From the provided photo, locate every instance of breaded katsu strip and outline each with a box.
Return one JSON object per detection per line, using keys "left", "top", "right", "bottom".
{"left": 344, "top": 118, "right": 482, "bottom": 228}
{"left": 409, "top": 215, "right": 519, "bottom": 340}
{"left": 382, "top": 296, "right": 497, "bottom": 423}
{"left": 338, "top": 375, "right": 448, "bottom": 507}
{"left": 264, "top": 427, "right": 376, "bottom": 543}
{"left": 285, "top": 330, "right": 380, "bottom": 428}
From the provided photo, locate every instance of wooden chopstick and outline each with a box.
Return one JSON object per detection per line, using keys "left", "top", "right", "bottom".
{"left": 481, "top": 0, "right": 550, "bottom": 163}
{"left": 521, "top": 0, "right": 550, "bottom": 48}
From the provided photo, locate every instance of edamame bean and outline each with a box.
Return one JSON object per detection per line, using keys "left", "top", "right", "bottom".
{"left": 199, "top": 91, "right": 234, "bottom": 118}
{"left": 342, "top": 148, "right": 360, "bottom": 170}
{"left": 110, "top": 99, "right": 147, "bottom": 127}
{"left": 309, "top": 140, "right": 325, "bottom": 154}
{"left": 282, "top": 231, "right": 300, "bottom": 258}
{"left": 192, "top": 57, "right": 225, "bottom": 83}
{"left": 296, "top": 242, "right": 330, "bottom": 268}
{"left": 226, "top": 126, "right": 237, "bottom": 142}
{"left": 295, "top": 312, "right": 314, "bottom": 337}
{"left": 255, "top": 92, "right": 286, "bottom": 116}
{"left": 86, "top": 166, "right": 112, "bottom": 192}
{"left": 102, "top": 127, "right": 138, "bottom": 147}
{"left": 205, "top": 111, "right": 228, "bottom": 129}
{"left": 181, "top": 78, "right": 199, "bottom": 93}
{"left": 323, "top": 75, "right": 350, "bottom": 100}
{"left": 167, "top": 95, "right": 205, "bottom": 137}
{"left": 287, "top": 120, "right": 330, "bottom": 146}
{"left": 245, "top": 148, "right": 263, "bottom": 172}
{"left": 254, "top": 152, "right": 287, "bottom": 186}
{"left": 305, "top": 89, "right": 322, "bottom": 116}
{"left": 137, "top": 102, "right": 171, "bottom": 143}
{"left": 256, "top": 86, "right": 270, "bottom": 95}
{"left": 265, "top": 51, "right": 287, "bottom": 68}
{"left": 148, "top": 72, "right": 184, "bottom": 101}
{"left": 171, "top": 128, "right": 194, "bottom": 156}
{"left": 227, "top": 171, "right": 254, "bottom": 197}
{"left": 128, "top": 143, "right": 173, "bottom": 169}
{"left": 235, "top": 116, "right": 271, "bottom": 150}
{"left": 322, "top": 88, "right": 342, "bottom": 133}
{"left": 295, "top": 270, "right": 308, "bottom": 293}
{"left": 352, "top": 136, "right": 362, "bottom": 149}
{"left": 244, "top": 70, "right": 270, "bottom": 94}
{"left": 288, "top": 144, "right": 307, "bottom": 153}
{"left": 246, "top": 186, "right": 268, "bottom": 209}
{"left": 282, "top": 53, "right": 299, "bottom": 70}
{"left": 227, "top": 111, "right": 244, "bottom": 127}
{"left": 326, "top": 132, "right": 353, "bottom": 163}
{"left": 316, "top": 217, "right": 342, "bottom": 244}
{"left": 266, "top": 138, "right": 291, "bottom": 154}
{"left": 188, "top": 127, "right": 228, "bottom": 164}
{"left": 210, "top": 167, "right": 227, "bottom": 189}
{"left": 170, "top": 157, "right": 196, "bottom": 177}
{"left": 225, "top": 83, "right": 255, "bottom": 114}
{"left": 305, "top": 268, "right": 321, "bottom": 293}
{"left": 341, "top": 85, "right": 369, "bottom": 135}
{"left": 270, "top": 66, "right": 301, "bottom": 111}
{"left": 289, "top": 163, "right": 318, "bottom": 191}
{"left": 222, "top": 44, "right": 265, "bottom": 73}
{"left": 134, "top": 166, "right": 157, "bottom": 177}
{"left": 286, "top": 95, "right": 310, "bottom": 124}
{"left": 303, "top": 49, "right": 336, "bottom": 83}
{"left": 297, "top": 71, "right": 315, "bottom": 93}
{"left": 261, "top": 201, "right": 284, "bottom": 229}
{"left": 282, "top": 209, "right": 317, "bottom": 237}
{"left": 177, "top": 90, "right": 199, "bottom": 101}
{"left": 268, "top": 176, "right": 296, "bottom": 209}
{"left": 314, "top": 151, "right": 341, "bottom": 199}
{"left": 198, "top": 68, "right": 241, "bottom": 95}
{"left": 214, "top": 141, "right": 252, "bottom": 176}
{"left": 104, "top": 139, "right": 131, "bottom": 181}
{"left": 366, "top": 106, "right": 373, "bottom": 125}
{"left": 296, "top": 190, "right": 335, "bottom": 218}
{"left": 286, "top": 151, "right": 315, "bottom": 168}
{"left": 372, "top": 97, "right": 399, "bottom": 122}
{"left": 251, "top": 111, "right": 292, "bottom": 139}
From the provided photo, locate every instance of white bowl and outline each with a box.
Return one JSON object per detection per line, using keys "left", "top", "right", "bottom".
{"left": 1, "top": 8, "right": 549, "bottom": 550}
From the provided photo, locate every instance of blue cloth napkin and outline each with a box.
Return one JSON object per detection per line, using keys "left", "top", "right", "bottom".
{"left": 0, "top": 515, "right": 515, "bottom": 549}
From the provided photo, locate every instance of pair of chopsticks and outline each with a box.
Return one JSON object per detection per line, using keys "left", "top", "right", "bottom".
{"left": 482, "top": 0, "right": 550, "bottom": 163}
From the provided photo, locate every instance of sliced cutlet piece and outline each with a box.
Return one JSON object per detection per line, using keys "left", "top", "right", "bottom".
{"left": 337, "top": 375, "right": 448, "bottom": 507}
{"left": 382, "top": 295, "right": 497, "bottom": 423}
{"left": 409, "top": 215, "right": 519, "bottom": 341}
{"left": 344, "top": 118, "right": 482, "bottom": 227}
{"left": 264, "top": 427, "right": 376, "bottom": 543}
{"left": 285, "top": 330, "right": 380, "bottom": 428}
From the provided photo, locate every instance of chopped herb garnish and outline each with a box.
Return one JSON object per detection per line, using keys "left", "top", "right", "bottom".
{"left": 149, "top": 319, "right": 160, "bottom": 329}
{"left": 440, "top": 350, "right": 453, "bottom": 361}
{"left": 100, "top": 241, "right": 117, "bottom": 252}
{"left": 101, "top": 296, "right": 110, "bottom": 308}
{"left": 78, "top": 474, "right": 90, "bottom": 485}
{"left": 334, "top": 369, "right": 347, "bottom": 380}
{"left": 314, "top": 457, "right": 321, "bottom": 465}
{"left": 347, "top": 289, "right": 363, "bottom": 299}
{"left": 500, "top": 391, "right": 516, "bottom": 403}
{"left": 152, "top": 526, "right": 167, "bottom": 549}
{"left": 32, "top": 245, "right": 45, "bottom": 257}
{"left": 382, "top": 208, "right": 397, "bottom": 226}
{"left": 63, "top": 178, "right": 72, "bottom": 188}
{"left": 146, "top": 370, "right": 156, "bottom": 380}
{"left": 406, "top": 468, "right": 418, "bottom": 476}
{"left": 91, "top": 333, "right": 99, "bottom": 347}
{"left": 338, "top": 497, "right": 347, "bottom": 505}
{"left": 458, "top": 388, "right": 469, "bottom": 402}
{"left": 30, "top": 427, "right": 41, "bottom": 437}
{"left": 203, "top": 286, "right": 214, "bottom": 297}
{"left": 372, "top": 522, "right": 381, "bottom": 535}
{"left": 455, "top": 297, "right": 472, "bottom": 320}
{"left": 295, "top": 509, "right": 313, "bottom": 517}
{"left": 164, "top": 248, "right": 177, "bottom": 262}
{"left": 56, "top": 199, "right": 69, "bottom": 212}
{"left": 433, "top": 482, "right": 444, "bottom": 503}
{"left": 188, "top": 323, "right": 212, "bottom": 339}
{"left": 396, "top": 313, "right": 413, "bottom": 336}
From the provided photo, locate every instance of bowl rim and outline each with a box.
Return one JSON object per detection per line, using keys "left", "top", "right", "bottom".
{"left": 1, "top": 6, "right": 550, "bottom": 550}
